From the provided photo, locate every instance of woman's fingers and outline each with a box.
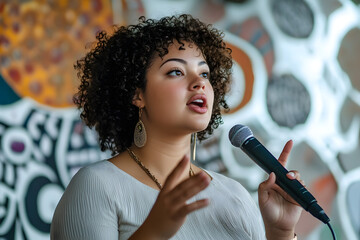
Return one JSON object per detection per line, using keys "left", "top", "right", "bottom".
{"left": 142, "top": 156, "right": 210, "bottom": 239}
{"left": 267, "top": 170, "right": 305, "bottom": 205}
{"left": 287, "top": 170, "right": 306, "bottom": 187}
{"left": 173, "top": 199, "right": 210, "bottom": 220}
{"left": 286, "top": 170, "right": 299, "bottom": 180}
{"left": 162, "top": 155, "right": 190, "bottom": 192}
{"left": 157, "top": 155, "right": 211, "bottom": 220}
{"left": 169, "top": 171, "right": 210, "bottom": 207}
{"left": 258, "top": 172, "right": 276, "bottom": 204}
{"left": 278, "top": 140, "right": 293, "bottom": 167}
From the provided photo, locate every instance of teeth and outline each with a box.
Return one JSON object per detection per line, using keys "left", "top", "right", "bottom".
{"left": 193, "top": 99, "right": 203, "bottom": 103}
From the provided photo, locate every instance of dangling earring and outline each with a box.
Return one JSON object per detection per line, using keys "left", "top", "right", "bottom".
{"left": 134, "top": 108, "right": 147, "bottom": 148}
{"left": 191, "top": 132, "right": 197, "bottom": 162}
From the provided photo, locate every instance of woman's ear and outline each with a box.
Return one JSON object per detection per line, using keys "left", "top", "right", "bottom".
{"left": 132, "top": 88, "right": 145, "bottom": 108}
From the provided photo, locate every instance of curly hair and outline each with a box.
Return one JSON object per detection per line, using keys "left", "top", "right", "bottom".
{"left": 74, "top": 14, "right": 233, "bottom": 155}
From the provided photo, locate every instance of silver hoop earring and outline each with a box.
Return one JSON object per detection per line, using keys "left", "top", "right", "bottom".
{"left": 134, "top": 108, "right": 147, "bottom": 148}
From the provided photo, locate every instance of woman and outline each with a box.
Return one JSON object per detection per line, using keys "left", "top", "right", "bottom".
{"left": 51, "top": 14, "right": 302, "bottom": 239}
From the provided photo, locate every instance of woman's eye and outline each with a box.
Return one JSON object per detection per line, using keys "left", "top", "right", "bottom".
{"left": 201, "top": 72, "right": 209, "bottom": 79}
{"left": 168, "top": 70, "right": 183, "bottom": 76}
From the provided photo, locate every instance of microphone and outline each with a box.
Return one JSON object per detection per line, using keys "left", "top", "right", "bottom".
{"left": 228, "top": 124, "right": 330, "bottom": 224}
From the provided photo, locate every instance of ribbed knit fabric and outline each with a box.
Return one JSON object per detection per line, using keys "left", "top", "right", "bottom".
{"left": 50, "top": 160, "right": 266, "bottom": 240}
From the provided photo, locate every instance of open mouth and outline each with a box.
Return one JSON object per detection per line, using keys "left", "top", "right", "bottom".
{"left": 187, "top": 95, "right": 208, "bottom": 113}
{"left": 190, "top": 99, "right": 206, "bottom": 108}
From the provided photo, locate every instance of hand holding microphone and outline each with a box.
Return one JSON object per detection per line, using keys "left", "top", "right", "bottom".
{"left": 228, "top": 124, "right": 330, "bottom": 224}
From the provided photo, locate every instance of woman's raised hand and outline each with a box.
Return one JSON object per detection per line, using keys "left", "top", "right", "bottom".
{"left": 130, "top": 155, "right": 210, "bottom": 240}
{"left": 258, "top": 140, "right": 303, "bottom": 240}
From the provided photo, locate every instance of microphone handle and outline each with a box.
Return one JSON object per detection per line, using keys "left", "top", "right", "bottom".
{"left": 242, "top": 137, "right": 330, "bottom": 224}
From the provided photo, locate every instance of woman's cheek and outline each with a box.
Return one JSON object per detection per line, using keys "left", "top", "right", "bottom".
{"left": 159, "top": 87, "right": 184, "bottom": 111}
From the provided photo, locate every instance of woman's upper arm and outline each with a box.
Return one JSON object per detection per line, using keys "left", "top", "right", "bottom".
{"left": 50, "top": 167, "right": 118, "bottom": 240}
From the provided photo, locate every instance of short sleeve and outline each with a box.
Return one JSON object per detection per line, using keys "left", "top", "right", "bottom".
{"left": 50, "top": 166, "right": 118, "bottom": 240}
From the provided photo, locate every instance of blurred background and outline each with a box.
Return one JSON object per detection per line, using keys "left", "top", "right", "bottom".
{"left": 0, "top": 0, "right": 359, "bottom": 239}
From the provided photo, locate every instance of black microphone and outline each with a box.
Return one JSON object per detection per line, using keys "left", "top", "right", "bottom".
{"left": 229, "top": 124, "right": 330, "bottom": 224}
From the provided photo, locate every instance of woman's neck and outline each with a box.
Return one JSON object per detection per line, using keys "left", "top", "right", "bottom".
{"left": 131, "top": 134, "right": 192, "bottom": 179}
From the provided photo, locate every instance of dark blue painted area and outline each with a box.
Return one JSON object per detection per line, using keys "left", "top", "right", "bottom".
{"left": 0, "top": 74, "right": 20, "bottom": 105}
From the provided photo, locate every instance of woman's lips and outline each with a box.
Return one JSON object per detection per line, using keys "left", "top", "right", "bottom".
{"left": 187, "top": 104, "right": 208, "bottom": 113}
{"left": 187, "top": 95, "right": 208, "bottom": 114}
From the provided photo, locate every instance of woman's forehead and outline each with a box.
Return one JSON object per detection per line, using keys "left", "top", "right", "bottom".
{"left": 157, "top": 42, "right": 205, "bottom": 61}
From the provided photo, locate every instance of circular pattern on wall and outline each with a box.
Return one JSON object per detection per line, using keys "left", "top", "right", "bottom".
{"left": 271, "top": 0, "right": 314, "bottom": 38}
{"left": 338, "top": 28, "right": 360, "bottom": 92}
{"left": 266, "top": 74, "right": 311, "bottom": 128}
{"left": 2, "top": 127, "right": 33, "bottom": 165}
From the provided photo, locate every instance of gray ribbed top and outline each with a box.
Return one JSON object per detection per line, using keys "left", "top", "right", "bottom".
{"left": 50, "top": 160, "right": 265, "bottom": 240}
{"left": 229, "top": 124, "right": 254, "bottom": 147}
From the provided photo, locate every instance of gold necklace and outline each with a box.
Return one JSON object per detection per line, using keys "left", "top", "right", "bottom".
{"left": 127, "top": 148, "right": 195, "bottom": 190}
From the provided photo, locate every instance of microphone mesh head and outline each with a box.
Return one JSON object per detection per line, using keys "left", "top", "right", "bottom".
{"left": 228, "top": 124, "right": 253, "bottom": 147}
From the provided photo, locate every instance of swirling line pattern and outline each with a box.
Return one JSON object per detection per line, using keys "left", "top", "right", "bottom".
{"left": 0, "top": 99, "right": 108, "bottom": 239}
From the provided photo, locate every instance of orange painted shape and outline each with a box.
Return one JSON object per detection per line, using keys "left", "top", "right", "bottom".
{"left": 225, "top": 42, "right": 255, "bottom": 114}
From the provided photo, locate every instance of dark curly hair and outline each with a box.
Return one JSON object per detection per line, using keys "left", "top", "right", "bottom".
{"left": 74, "top": 14, "right": 233, "bottom": 155}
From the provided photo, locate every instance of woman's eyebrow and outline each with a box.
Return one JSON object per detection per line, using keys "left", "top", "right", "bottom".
{"left": 160, "top": 58, "right": 186, "bottom": 68}
{"left": 159, "top": 58, "right": 208, "bottom": 68}
{"left": 199, "top": 60, "right": 207, "bottom": 66}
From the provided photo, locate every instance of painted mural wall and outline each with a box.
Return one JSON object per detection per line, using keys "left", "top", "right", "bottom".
{"left": 0, "top": 0, "right": 360, "bottom": 239}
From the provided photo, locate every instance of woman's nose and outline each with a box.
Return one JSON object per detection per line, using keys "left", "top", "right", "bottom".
{"left": 190, "top": 78, "right": 205, "bottom": 90}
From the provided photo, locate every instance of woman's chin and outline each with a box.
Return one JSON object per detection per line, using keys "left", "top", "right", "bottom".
{"left": 189, "top": 123, "right": 209, "bottom": 133}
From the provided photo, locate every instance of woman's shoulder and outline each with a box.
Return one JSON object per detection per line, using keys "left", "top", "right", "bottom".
{"left": 81, "top": 158, "right": 133, "bottom": 177}
{"left": 76, "top": 159, "right": 114, "bottom": 175}
{"left": 66, "top": 160, "right": 124, "bottom": 192}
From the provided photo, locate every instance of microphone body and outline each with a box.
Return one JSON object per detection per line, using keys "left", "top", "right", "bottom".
{"left": 229, "top": 125, "right": 330, "bottom": 224}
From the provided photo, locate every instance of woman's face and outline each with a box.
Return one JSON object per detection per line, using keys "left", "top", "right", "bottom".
{"left": 137, "top": 41, "right": 214, "bottom": 136}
